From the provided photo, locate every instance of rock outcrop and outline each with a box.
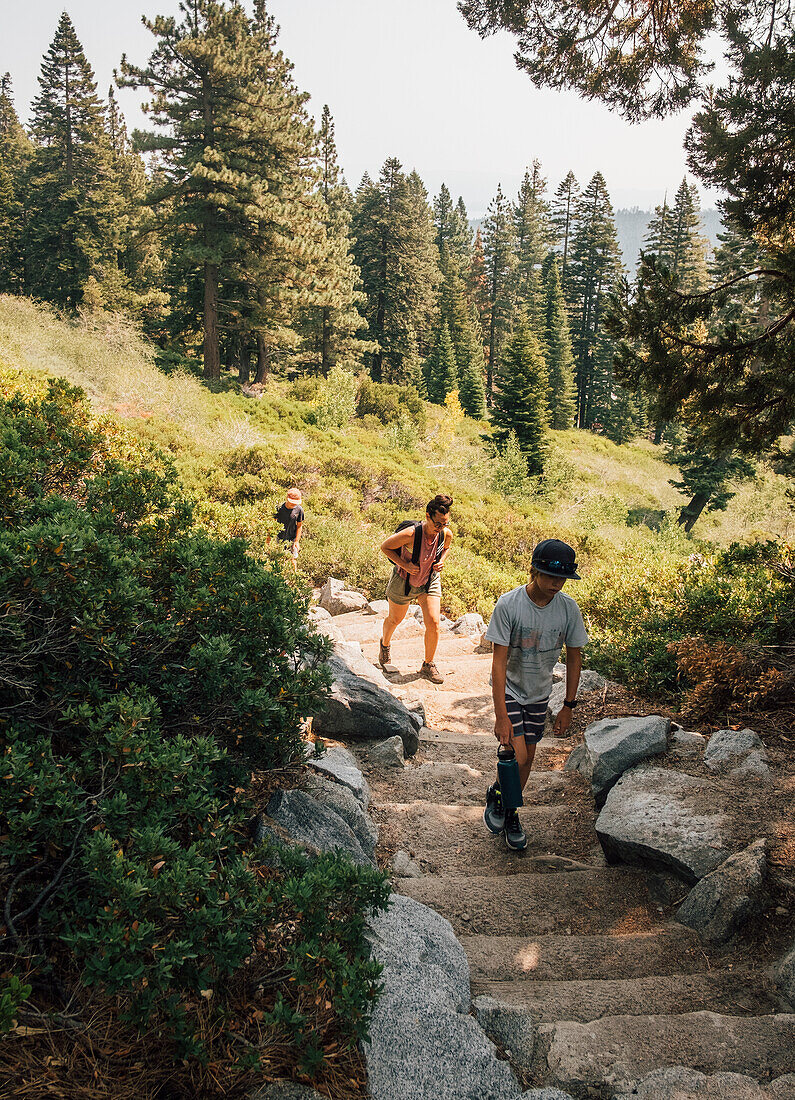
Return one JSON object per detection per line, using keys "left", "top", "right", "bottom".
{"left": 595, "top": 766, "right": 732, "bottom": 882}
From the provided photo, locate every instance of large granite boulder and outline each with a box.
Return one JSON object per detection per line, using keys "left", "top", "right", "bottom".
{"left": 306, "top": 744, "right": 370, "bottom": 806}
{"left": 318, "top": 577, "right": 368, "bottom": 616}
{"left": 595, "top": 766, "right": 732, "bottom": 883}
{"left": 304, "top": 774, "right": 378, "bottom": 858}
{"left": 312, "top": 643, "right": 421, "bottom": 754}
{"left": 568, "top": 715, "right": 669, "bottom": 807}
{"left": 704, "top": 728, "right": 769, "bottom": 778}
{"left": 265, "top": 788, "right": 374, "bottom": 867}
{"left": 677, "top": 838, "right": 768, "bottom": 946}
{"left": 365, "top": 894, "right": 522, "bottom": 1100}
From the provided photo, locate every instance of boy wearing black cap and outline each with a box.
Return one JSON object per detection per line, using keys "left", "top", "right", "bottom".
{"left": 483, "top": 539, "right": 588, "bottom": 851}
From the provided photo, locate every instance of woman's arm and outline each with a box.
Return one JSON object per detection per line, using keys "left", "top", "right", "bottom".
{"left": 433, "top": 527, "right": 454, "bottom": 571}
{"left": 380, "top": 527, "right": 419, "bottom": 574}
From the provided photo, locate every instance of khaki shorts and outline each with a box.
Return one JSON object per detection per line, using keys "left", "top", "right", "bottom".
{"left": 385, "top": 567, "right": 442, "bottom": 606}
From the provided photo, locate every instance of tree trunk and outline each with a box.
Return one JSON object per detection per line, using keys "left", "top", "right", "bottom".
{"left": 321, "top": 306, "right": 332, "bottom": 376}
{"left": 203, "top": 261, "right": 220, "bottom": 380}
{"left": 254, "top": 333, "right": 270, "bottom": 384}
{"left": 678, "top": 491, "right": 710, "bottom": 533}
{"left": 237, "top": 340, "right": 251, "bottom": 385}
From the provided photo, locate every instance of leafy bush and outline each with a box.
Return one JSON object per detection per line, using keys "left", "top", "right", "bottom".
{"left": 356, "top": 377, "right": 427, "bottom": 433}
{"left": 314, "top": 365, "right": 358, "bottom": 429}
{"left": 579, "top": 538, "right": 795, "bottom": 697}
{"left": 0, "top": 380, "right": 389, "bottom": 1091}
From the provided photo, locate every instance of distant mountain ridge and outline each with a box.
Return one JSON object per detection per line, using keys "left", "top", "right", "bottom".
{"left": 469, "top": 209, "right": 723, "bottom": 274}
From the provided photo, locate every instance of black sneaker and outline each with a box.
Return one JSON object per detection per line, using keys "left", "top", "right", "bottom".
{"left": 483, "top": 783, "right": 505, "bottom": 834}
{"left": 504, "top": 809, "right": 527, "bottom": 851}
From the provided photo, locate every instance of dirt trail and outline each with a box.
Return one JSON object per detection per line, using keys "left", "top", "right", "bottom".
{"left": 332, "top": 609, "right": 793, "bottom": 1096}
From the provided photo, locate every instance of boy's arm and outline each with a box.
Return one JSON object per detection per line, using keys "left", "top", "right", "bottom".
{"left": 491, "top": 644, "right": 514, "bottom": 746}
{"left": 293, "top": 520, "right": 303, "bottom": 548}
{"left": 380, "top": 527, "right": 419, "bottom": 574}
{"left": 553, "top": 645, "right": 583, "bottom": 737}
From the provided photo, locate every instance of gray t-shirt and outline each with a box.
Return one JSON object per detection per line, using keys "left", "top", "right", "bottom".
{"left": 485, "top": 585, "right": 589, "bottom": 704}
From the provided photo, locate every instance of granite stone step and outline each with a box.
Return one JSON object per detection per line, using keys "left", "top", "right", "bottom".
{"left": 461, "top": 928, "right": 707, "bottom": 982}
{"left": 398, "top": 870, "right": 659, "bottom": 937}
{"left": 541, "top": 1011, "right": 795, "bottom": 1091}
{"left": 472, "top": 968, "right": 777, "bottom": 1023}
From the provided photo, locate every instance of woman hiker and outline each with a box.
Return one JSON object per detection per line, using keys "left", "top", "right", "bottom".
{"left": 378, "top": 494, "right": 454, "bottom": 684}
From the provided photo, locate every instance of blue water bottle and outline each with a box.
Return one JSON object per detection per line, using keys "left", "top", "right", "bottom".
{"left": 497, "top": 746, "right": 523, "bottom": 810}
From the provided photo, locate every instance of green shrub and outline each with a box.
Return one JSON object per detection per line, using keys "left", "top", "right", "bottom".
{"left": 314, "top": 365, "right": 358, "bottom": 429}
{"left": 0, "top": 380, "right": 388, "bottom": 1083}
{"left": 356, "top": 377, "right": 427, "bottom": 433}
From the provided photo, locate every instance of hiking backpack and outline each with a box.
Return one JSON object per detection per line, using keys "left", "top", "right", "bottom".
{"left": 394, "top": 519, "right": 444, "bottom": 596}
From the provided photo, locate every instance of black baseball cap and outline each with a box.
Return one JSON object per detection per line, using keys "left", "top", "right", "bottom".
{"left": 532, "top": 539, "right": 581, "bottom": 580}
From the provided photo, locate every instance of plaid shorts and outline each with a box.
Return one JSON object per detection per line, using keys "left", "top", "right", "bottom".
{"left": 504, "top": 693, "right": 549, "bottom": 744}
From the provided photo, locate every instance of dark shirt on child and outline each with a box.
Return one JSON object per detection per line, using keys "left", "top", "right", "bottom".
{"left": 275, "top": 503, "right": 304, "bottom": 542}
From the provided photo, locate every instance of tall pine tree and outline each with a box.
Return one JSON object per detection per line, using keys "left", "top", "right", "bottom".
{"left": 297, "top": 104, "right": 366, "bottom": 376}
{"left": 24, "top": 14, "right": 117, "bottom": 308}
{"left": 566, "top": 171, "right": 623, "bottom": 428}
{"left": 551, "top": 170, "right": 579, "bottom": 292}
{"left": 513, "top": 160, "right": 552, "bottom": 325}
{"left": 541, "top": 253, "right": 576, "bottom": 429}
{"left": 351, "top": 158, "right": 440, "bottom": 383}
{"left": 482, "top": 184, "right": 516, "bottom": 399}
{"left": 490, "top": 312, "right": 549, "bottom": 474}
{"left": 0, "top": 75, "right": 32, "bottom": 294}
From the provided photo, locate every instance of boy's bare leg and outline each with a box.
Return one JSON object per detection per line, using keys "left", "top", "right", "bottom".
{"left": 518, "top": 741, "right": 537, "bottom": 790}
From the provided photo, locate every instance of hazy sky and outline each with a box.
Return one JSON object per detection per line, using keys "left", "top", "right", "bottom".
{"left": 5, "top": 1, "right": 720, "bottom": 216}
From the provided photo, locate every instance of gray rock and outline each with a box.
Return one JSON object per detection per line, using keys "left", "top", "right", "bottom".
{"left": 251, "top": 1083, "right": 326, "bottom": 1100}
{"left": 563, "top": 742, "right": 588, "bottom": 773}
{"left": 774, "top": 940, "right": 795, "bottom": 1011}
{"left": 576, "top": 716, "right": 670, "bottom": 808}
{"left": 671, "top": 729, "right": 707, "bottom": 753}
{"left": 595, "top": 766, "right": 732, "bottom": 883}
{"left": 307, "top": 744, "right": 370, "bottom": 806}
{"left": 318, "top": 577, "right": 368, "bottom": 615}
{"left": 369, "top": 735, "right": 406, "bottom": 769}
{"left": 440, "top": 614, "right": 455, "bottom": 631}
{"left": 392, "top": 850, "right": 423, "bottom": 877}
{"left": 613, "top": 1066, "right": 795, "bottom": 1099}
{"left": 304, "top": 774, "right": 378, "bottom": 857}
{"left": 368, "top": 599, "right": 390, "bottom": 615}
{"left": 677, "top": 838, "right": 767, "bottom": 946}
{"left": 548, "top": 670, "right": 607, "bottom": 718}
{"left": 553, "top": 662, "right": 566, "bottom": 683}
{"left": 312, "top": 646, "right": 420, "bottom": 755}
{"left": 473, "top": 995, "right": 536, "bottom": 1074}
{"left": 266, "top": 789, "right": 373, "bottom": 866}
{"left": 307, "top": 604, "right": 332, "bottom": 623}
{"left": 477, "top": 633, "right": 494, "bottom": 652}
{"left": 704, "top": 728, "right": 769, "bottom": 777}
{"left": 772, "top": 1077, "right": 795, "bottom": 1098}
{"left": 365, "top": 894, "right": 522, "bottom": 1100}
{"left": 453, "top": 612, "right": 487, "bottom": 636}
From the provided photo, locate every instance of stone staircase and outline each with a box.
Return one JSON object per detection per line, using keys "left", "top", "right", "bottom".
{"left": 331, "top": 608, "right": 795, "bottom": 1096}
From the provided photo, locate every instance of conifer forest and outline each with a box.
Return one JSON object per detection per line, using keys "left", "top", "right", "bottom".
{"left": 4, "top": 0, "right": 791, "bottom": 514}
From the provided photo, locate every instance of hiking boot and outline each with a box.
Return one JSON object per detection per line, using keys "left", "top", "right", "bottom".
{"left": 504, "top": 809, "right": 527, "bottom": 852}
{"left": 379, "top": 639, "right": 391, "bottom": 668}
{"left": 420, "top": 661, "right": 443, "bottom": 684}
{"left": 483, "top": 783, "right": 505, "bottom": 834}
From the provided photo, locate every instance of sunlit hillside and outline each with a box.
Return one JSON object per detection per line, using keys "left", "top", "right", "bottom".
{"left": 1, "top": 295, "right": 791, "bottom": 619}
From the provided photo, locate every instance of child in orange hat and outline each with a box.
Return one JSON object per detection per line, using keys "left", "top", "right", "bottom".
{"left": 273, "top": 488, "right": 304, "bottom": 574}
